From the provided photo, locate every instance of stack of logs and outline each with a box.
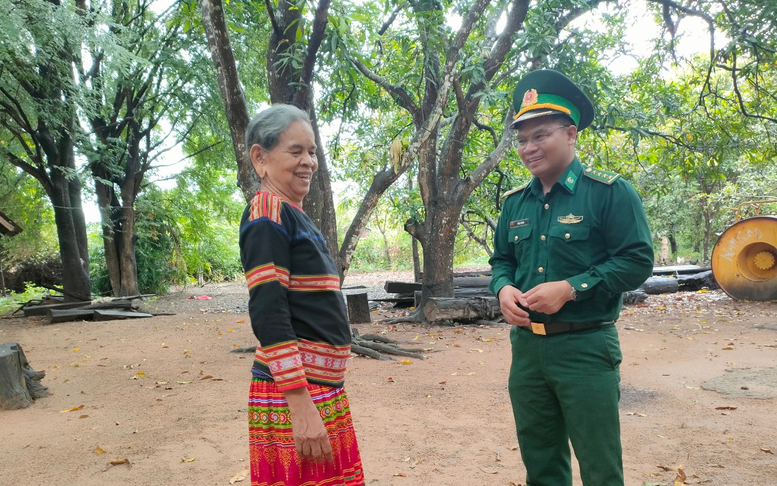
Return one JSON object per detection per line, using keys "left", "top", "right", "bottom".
{"left": 375, "top": 268, "right": 718, "bottom": 324}
{"left": 19, "top": 295, "right": 155, "bottom": 324}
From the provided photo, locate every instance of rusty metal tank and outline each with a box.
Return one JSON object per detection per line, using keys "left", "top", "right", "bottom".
{"left": 711, "top": 202, "right": 777, "bottom": 301}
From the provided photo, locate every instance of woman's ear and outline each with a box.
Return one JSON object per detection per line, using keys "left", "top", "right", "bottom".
{"left": 249, "top": 144, "right": 266, "bottom": 179}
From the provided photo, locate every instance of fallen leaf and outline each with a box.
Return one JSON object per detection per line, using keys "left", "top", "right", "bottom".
{"left": 94, "top": 447, "right": 106, "bottom": 455}
{"left": 715, "top": 406, "right": 737, "bottom": 410}
{"left": 181, "top": 457, "right": 196, "bottom": 462}
{"left": 110, "top": 458, "right": 130, "bottom": 466}
{"left": 230, "top": 469, "right": 249, "bottom": 484}
{"left": 79, "top": 414, "right": 89, "bottom": 419}
{"left": 399, "top": 360, "right": 412, "bottom": 365}
{"left": 177, "top": 381, "right": 192, "bottom": 385}
{"left": 200, "top": 375, "right": 213, "bottom": 380}
{"left": 393, "top": 472, "right": 406, "bottom": 477}
{"left": 73, "top": 348, "right": 80, "bottom": 352}
{"left": 60, "top": 405, "right": 84, "bottom": 413}
{"left": 387, "top": 376, "right": 395, "bottom": 383}
{"left": 761, "top": 448, "right": 775, "bottom": 454}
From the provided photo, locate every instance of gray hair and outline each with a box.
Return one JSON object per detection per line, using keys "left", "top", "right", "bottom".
{"left": 245, "top": 104, "right": 312, "bottom": 155}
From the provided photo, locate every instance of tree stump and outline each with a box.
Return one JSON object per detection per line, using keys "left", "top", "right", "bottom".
{"left": 0, "top": 342, "right": 48, "bottom": 410}
{"left": 346, "top": 292, "right": 371, "bottom": 324}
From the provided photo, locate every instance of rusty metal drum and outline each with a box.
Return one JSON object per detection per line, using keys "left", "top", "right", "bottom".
{"left": 711, "top": 215, "right": 777, "bottom": 301}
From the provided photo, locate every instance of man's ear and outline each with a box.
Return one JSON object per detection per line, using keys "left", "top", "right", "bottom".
{"left": 566, "top": 125, "right": 579, "bottom": 145}
{"left": 249, "top": 144, "right": 266, "bottom": 178}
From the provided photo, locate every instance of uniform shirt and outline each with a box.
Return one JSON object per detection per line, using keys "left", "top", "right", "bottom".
{"left": 489, "top": 157, "right": 654, "bottom": 323}
{"left": 239, "top": 191, "right": 351, "bottom": 391}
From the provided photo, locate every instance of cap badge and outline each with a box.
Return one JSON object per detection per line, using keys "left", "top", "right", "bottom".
{"left": 521, "top": 88, "right": 538, "bottom": 109}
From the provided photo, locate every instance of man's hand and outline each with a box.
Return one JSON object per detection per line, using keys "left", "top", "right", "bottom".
{"left": 523, "top": 280, "right": 573, "bottom": 315}
{"left": 284, "top": 387, "right": 333, "bottom": 463}
{"left": 497, "top": 285, "right": 531, "bottom": 327}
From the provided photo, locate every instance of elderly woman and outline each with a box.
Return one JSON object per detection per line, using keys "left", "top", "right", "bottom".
{"left": 239, "top": 104, "right": 364, "bottom": 486}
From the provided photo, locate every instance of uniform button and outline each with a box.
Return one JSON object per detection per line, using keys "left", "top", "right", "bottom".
{"left": 544, "top": 203, "right": 549, "bottom": 210}
{"left": 538, "top": 267, "right": 544, "bottom": 273}
{"left": 514, "top": 236, "right": 519, "bottom": 242}
{"left": 565, "top": 233, "right": 570, "bottom": 239}
{"left": 581, "top": 283, "right": 588, "bottom": 288}
{"left": 540, "top": 235, "right": 546, "bottom": 241}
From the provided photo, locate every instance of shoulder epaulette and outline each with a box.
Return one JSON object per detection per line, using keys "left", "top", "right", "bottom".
{"left": 249, "top": 191, "right": 284, "bottom": 224}
{"left": 502, "top": 183, "right": 528, "bottom": 199}
{"left": 583, "top": 167, "right": 620, "bottom": 185}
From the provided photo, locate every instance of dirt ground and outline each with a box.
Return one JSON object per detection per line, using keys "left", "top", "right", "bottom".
{"left": 1, "top": 270, "right": 776, "bottom": 486}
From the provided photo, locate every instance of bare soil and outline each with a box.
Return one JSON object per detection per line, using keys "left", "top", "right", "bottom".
{"left": 1, "top": 269, "right": 776, "bottom": 486}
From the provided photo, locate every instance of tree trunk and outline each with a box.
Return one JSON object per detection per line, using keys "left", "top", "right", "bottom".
{"left": 199, "top": 0, "right": 257, "bottom": 203}
{"left": 337, "top": 166, "right": 410, "bottom": 278}
{"left": 303, "top": 110, "right": 340, "bottom": 269}
{"left": 118, "top": 204, "right": 140, "bottom": 297}
{"left": 412, "top": 237, "right": 422, "bottom": 282}
{"left": 50, "top": 172, "right": 91, "bottom": 302}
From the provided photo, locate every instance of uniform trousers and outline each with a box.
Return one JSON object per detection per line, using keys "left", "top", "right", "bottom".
{"left": 508, "top": 324, "right": 624, "bottom": 486}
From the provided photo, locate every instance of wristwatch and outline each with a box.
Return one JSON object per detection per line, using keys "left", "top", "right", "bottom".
{"left": 569, "top": 286, "right": 577, "bottom": 302}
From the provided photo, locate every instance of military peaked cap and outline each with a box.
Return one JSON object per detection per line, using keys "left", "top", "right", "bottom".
{"left": 511, "top": 69, "right": 595, "bottom": 131}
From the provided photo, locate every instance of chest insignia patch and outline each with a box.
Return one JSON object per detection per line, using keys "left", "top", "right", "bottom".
{"left": 557, "top": 214, "right": 583, "bottom": 224}
{"left": 509, "top": 219, "right": 529, "bottom": 228}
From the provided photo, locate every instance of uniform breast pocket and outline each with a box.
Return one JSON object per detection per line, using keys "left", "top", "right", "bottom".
{"left": 508, "top": 225, "right": 532, "bottom": 261}
{"left": 548, "top": 224, "right": 590, "bottom": 270}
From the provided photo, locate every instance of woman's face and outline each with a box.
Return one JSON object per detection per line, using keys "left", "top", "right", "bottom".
{"left": 250, "top": 120, "right": 318, "bottom": 206}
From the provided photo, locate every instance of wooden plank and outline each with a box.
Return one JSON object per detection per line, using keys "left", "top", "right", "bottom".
{"left": 93, "top": 310, "right": 153, "bottom": 321}
{"left": 47, "top": 309, "right": 95, "bottom": 324}
{"left": 384, "top": 281, "right": 422, "bottom": 293}
{"left": 23, "top": 301, "right": 94, "bottom": 317}
{"left": 452, "top": 276, "right": 492, "bottom": 288}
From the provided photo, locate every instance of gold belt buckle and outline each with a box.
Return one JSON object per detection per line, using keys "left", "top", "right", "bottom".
{"left": 530, "top": 322, "right": 546, "bottom": 335}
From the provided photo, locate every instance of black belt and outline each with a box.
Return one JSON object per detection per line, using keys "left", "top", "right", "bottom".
{"left": 524, "top": 321, "right": 614, "bottom": 335}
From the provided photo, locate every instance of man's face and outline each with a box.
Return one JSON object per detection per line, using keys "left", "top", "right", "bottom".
{"left": 515, "top": 117, "right": 577, "bottom": 182}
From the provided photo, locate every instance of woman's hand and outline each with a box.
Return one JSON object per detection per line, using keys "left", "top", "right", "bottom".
{"left": 284, "top": 387, "right": 333, "bottom": 463}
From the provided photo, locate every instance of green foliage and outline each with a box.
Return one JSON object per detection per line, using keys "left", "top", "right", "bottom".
{"left": 0, "top": 166, "right": 58, "bottom": 265}
{"left": 0, "top": 283, "right": 55, "bottom": 315}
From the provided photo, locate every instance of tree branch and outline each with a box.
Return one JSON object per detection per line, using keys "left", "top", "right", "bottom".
{"left": 350, "top": 57, "right": 421, "bottom": 121}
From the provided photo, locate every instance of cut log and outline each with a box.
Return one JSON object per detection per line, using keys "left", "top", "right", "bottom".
{"left": 423, "top": 296, "right": 501, "bottom": 323}
{"left": 622, "top": 290, "right": 648, "bottom": 305}
{"left": 639, "top": 277, "right": 679, "bottom": 295}
{"left": 677, "top": 270, "right": 719, "bottom": 291}
{"left": 346, "top": 293, "right": 371, "bottom": 324}
{"left": 0, "top": 342, "right": 48, "bottom": 410}
{"left": 46, "top": 309, "right": 95, "bottom": 324}
{"left": 93, "top": 310, "right": 153, "bottom": 321}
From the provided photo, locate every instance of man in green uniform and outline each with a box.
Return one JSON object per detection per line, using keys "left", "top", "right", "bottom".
{"left": 489, "top": 69, "right": 654, "bottom": 486}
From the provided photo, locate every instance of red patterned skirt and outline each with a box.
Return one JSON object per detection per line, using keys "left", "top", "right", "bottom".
{"left": 248, "top": 378, "right": 365, "bottom": 486}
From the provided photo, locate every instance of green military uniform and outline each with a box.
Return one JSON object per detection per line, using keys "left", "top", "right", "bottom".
{"left": 490, "top": 70, "right": 654, "bottom": 486}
